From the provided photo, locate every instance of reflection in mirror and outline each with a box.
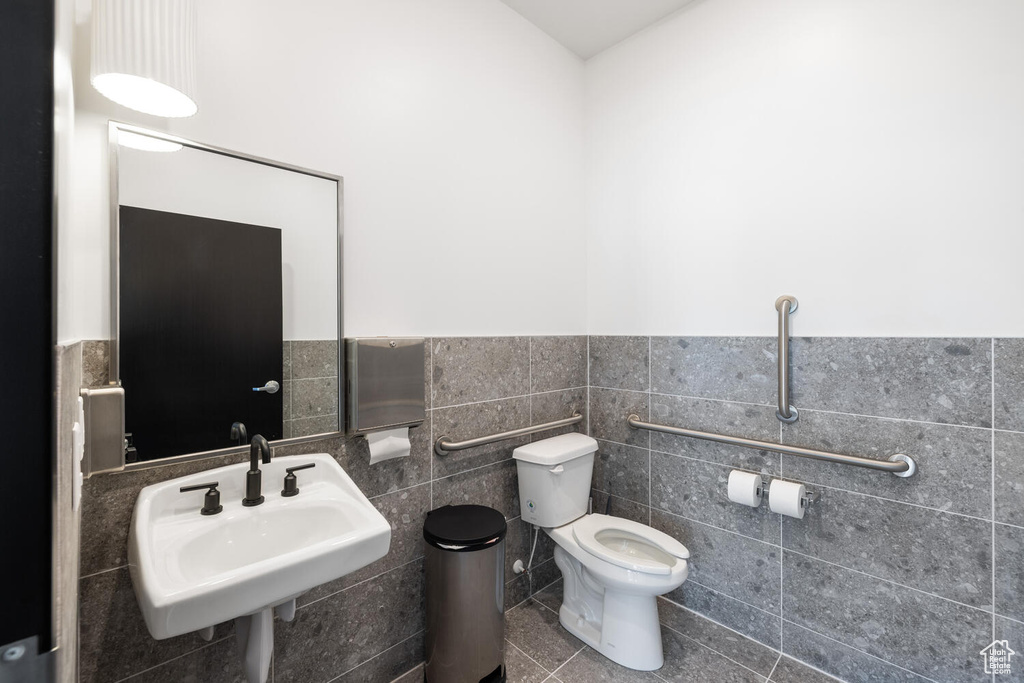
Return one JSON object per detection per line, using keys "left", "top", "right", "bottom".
{"left": 111, "top": 123, "right": 342, "bottom": 464}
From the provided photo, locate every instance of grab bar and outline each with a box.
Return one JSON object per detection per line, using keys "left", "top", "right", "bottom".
{"left": 626, "top": 414, "right": 916, "bottom": 477}
{"left": 776, "top": 295, "right": 798, "bottom": 423}
{"left": 434, "top": 412, "right": 583, "bottom": 456}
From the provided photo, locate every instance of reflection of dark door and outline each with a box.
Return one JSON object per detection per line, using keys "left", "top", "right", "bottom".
{"left": 120, "top": 206, "right": 283, "bottom": 460}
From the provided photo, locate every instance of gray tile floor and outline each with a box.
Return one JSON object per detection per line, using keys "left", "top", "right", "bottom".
{"left": 392, "top": 579, "right": 843, "bottom": 683}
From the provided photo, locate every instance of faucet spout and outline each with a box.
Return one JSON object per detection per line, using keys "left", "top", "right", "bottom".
{"left": 230, "top": 421, "right": 248, "bottom": 446}
{"left": 243, "top": 435, "right": 271, "bottom": 506}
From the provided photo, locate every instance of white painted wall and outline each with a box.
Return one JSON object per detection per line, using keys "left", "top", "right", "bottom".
{"left": 64, "top": 0, "right": 586, "bottom": 341}
{"left": 585, "top": 0, "right": 1024, "bottom": 336}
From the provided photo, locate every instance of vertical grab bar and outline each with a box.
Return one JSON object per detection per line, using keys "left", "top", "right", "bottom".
{"left": 775, "top": 296, "right": 798, "bottom": 423}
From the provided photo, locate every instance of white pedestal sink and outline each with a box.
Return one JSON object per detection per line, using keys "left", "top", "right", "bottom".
{"left": 128, "top": 453, "right": 391, "bottom": 683}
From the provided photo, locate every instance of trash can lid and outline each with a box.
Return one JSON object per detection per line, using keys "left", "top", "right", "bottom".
{"left": 423, "top": 505, "right": 507, "bottom": 551}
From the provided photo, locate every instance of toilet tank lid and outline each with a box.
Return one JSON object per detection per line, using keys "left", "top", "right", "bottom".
{"left": 513, "top": 432, "right": 598, "bottom": 465}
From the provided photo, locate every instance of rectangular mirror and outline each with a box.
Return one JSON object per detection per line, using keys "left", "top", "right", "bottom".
{"left": 109, "top": 122, "right": 342, "bottom": 464}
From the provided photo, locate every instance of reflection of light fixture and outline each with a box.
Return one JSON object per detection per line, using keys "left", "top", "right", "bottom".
{"left": 91, "top": 0, "right": 198, "bottom": 118}
{"left": 117, "top": 130, "right": 183, "bottom": 153}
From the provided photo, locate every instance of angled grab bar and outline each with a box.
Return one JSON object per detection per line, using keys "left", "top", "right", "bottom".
{"left": 434, "top": 412, "right": 583, "bottom": 456}
{"left": 626, "top": 414, "right": 916, "bottom": 477}
{"left": 776, "top": 295, "right": 799, "bottom": 423}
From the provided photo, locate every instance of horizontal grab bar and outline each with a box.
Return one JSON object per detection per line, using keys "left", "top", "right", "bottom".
{"left": 434, "top": 412, "right": 583, "bottom": 456}
{"left": 626, "top": 415, "right": 916, "bottom": 477}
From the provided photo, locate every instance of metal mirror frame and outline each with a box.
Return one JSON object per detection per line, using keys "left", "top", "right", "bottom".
{"left": 107, "top": 121, "right": 344, "bottom": 470}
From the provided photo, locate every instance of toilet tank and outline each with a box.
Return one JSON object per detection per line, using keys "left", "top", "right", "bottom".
{"left": 513, "top": 433, "right": 598, "bottom": 528}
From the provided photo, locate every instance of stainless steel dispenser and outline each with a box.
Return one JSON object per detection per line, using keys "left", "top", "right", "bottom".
{"left": 345, "top": 337, "right": 425, "bottom": 435}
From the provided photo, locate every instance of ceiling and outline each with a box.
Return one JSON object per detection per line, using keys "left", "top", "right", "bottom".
{"left": 500, "top": 0, "right": 697, "bottom": 60}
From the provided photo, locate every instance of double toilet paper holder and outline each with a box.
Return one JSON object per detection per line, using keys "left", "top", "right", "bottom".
{"left": 728, "top": 469, "right": 820, "bottom": 518}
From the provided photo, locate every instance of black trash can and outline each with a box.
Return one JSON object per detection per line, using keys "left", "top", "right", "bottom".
{"left": 423, "top": 505, "right": 507, "bottom": 683}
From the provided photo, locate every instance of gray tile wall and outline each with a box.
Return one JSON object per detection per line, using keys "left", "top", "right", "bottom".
{"left": 78, "top": 336, "right": 586, "bottom": 683}
{"left": 590, "top": 335, "right": 1024, "bottom": 683}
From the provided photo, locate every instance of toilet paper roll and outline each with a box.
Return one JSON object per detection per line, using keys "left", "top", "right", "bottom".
{"left": 768, "top": 479, "right": 806, "bottom": 519}
{"left": 727, "top": 470, "right": 763, "bottom": 507}
{"left": 365, "top": 427, "right": 411, "bottom": 464}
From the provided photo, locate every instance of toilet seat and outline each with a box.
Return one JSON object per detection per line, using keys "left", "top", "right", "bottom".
{"left": 571, "top": 514, "right": 689, "bottom": 576}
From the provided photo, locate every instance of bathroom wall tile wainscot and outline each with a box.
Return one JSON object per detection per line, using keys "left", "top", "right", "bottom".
{"left": 77, "top": 336, "right": 585, "bottom": 682}
{"left": 589, "top": 335, "right": 1024, "bottom": 683}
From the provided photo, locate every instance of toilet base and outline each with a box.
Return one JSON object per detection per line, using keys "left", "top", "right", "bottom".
{"left": 553, "top": 545, "right": 665, "bottom": 671}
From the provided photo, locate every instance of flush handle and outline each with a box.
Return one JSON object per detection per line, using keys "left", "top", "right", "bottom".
{"left": 549, "top": 465, "right": 564, "bottom": 474}
{"left": 253, "top": 380, "right": 280, "bottom": 394}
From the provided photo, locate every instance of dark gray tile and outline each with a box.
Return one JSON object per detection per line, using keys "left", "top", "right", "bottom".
{"left": 783, "top": 489, "right": 992, "bottom": 607}
{"left": 649, "top": 395, "right": 780, "bottom": 469}
{"left": 530, "top": 387, "right": 587, "bottom": 439}
{"left": 82, "top": 339, "right": 110, "bottom": 387}
{"left": 506, "top": 572, "right": 532, "bottom": 612}
{"left": 783, "top": 553, "right": 991, "bottom": 683}
{"left": 505, "top": 641, "right": 552, "bottom": 682}
{"left": 275, "top": 560, "right": 424, "bottom": 682}
{"left": 423, "top": 338, "right": 432, "bottom": 410}
{"left": 80, "top": 451, "right": 252, "bottom": 576}
{"left": 119, "top": 637, "right": 244, "bottom": 683}
{"left": 79, "top": 567, "right": 231, "bottom": 683}
{"left": 780, "top": 409, "right": 992, "bottom": 518}
{"left": 282, "top": 377, "right": 292, "bottom": 421}
{"left": 653, "top": 511, "right": 780, "bottom": 613}
{"left": 554, "top": 645, "right": 661, "bottom": 683}
{"left": 531, "top": 336, "right": 587, "bottom": 393}
{"left": 769, "top": 656, "right": 839, "bottom": 683}
{"left": 781, "top": 621, "right": 931, "bottom": 683}
{"left": 590, "top": 489, "right": 650, "bottom": 524}
{"left": 283, "top": 341, "right": 291, "bottom": 381}
{"left": 996, "top": 523, "right": 1024, "bottom": 620}
{"left": 289, "top": 413, "right": 340, "bottom": 437}
{"left": 527, "top": 557, "right": 561, "bottom": 597}
{"left": 332, "top": 631, "right": 423, "bottom": 683}
{"left": 533, "top": 578, "right": 563, "bottom": 614}
{"left": 996, "top": 430, "right": 1024, "bottom": 527}
{"left": 995, "top": 617, "right": 1023, "bottom": 664}
{"left": 339, "top": 421, "right": 432, "bottom": 498}
{"left": 790, "top": 337, "right": 992, "bottom": 427}
{"left": 299, "top": 484, "right": 431, "bottom": 606}
{"left": 291, "top": 339, "right": 338, "bottom": 379}
{"left": 657, "top": 598, "right": 779, "bottom": 676}
{"left": 291, "top": 376, "right": 339, "bottom": 418}
{"left": 432, "top": 397, "right": 531, "bottom": 478}
{"left": 658, "top": 628, "right": 767, "bottom": 682}
{"left": 651, "top": 336, "right": 776, "bottom": 405}
{"left": 505, "top": 518, "right": 554, "bottom": 587}
{"left": 433, "top": 459, "right": 521, "bottom": 520}
{"left": 996, "top": 338, "right": 1024, "bottom": 432}
{"left": 660, "top": 585, "right": 780, "bottom": 650}
{"left": 593, "top": 440, "right": 649, "bottom": 506}
{"left": 589, "top": 336, "right": 649, "bottom": 391}
{"left": 589, "top": 387, "right": 649, "bottom": 447}
{"left": 651, "top": 453, "right": 778, "bottom": 544}
{"left": 504, "top": 599, "right": 584, "bottom": 671}
{"left": 432, "top": 337, "right": 529, "bottom": 407}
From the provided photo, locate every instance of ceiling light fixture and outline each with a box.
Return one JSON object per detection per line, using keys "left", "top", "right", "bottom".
{"left": 91, "top": 0, "right": 198, "bottom": 118}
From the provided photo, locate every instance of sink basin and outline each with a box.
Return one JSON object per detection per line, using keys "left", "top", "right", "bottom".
{"left": 128, "top": 453, "right": 391, "bottom": 640}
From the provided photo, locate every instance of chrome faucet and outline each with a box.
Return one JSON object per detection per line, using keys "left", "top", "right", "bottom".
{"left": 242, "top": 434, "right": 272, "bottom": 506}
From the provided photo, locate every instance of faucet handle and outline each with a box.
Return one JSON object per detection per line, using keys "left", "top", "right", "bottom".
{"left": 282, "top": 463, "right": 316, "bottom": 497}
{"left": 180, "top": 482, "right": 223, "bottom": 516}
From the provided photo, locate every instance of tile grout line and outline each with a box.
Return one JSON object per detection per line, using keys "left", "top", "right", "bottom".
{"left": 648, "top": 335, "right": 653, "bottom": 525}
{"left": 546, "top": 645, "right": 586, "bottom": 679}
{"left": 325, "top": 629, "right": 425, "bottom": 683}
{"left": 779, "top": 419, "right": 785, "bottom": 658}
{"left": 780, "top": 619, "right": 944, "bottom": 683}
{"left": 429, "top": 338, "right": 434, "bottom": 511}
{"left": 505, "top": 639, "right": 554, "bottom": 676}
{"left": 299, "top": 556, "right": 423, "bottom": 609}
{"left": 110, "top": 635, "right": 235, "bottom": 683}
{"left": 766, "top": 653, "right": 781, "bottom": 681}
{"left": 431, "top": 385, "right": 590, "bottom": 412}
{"left": 660, "top": 620, "right": 776, "bottom": 680}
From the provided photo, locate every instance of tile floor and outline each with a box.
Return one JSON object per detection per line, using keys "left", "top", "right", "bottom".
{"left": 393, "top": 579, "right": 841, "bottom": 683}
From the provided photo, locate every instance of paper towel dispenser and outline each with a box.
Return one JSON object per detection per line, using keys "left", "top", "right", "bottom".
{"left": 346, "top": 337, "right": 426, "bottom": 435}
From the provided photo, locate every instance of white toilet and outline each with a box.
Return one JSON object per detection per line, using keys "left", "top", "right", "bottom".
{"left": 513, "top": 433, "right": 689, "bottom": 671}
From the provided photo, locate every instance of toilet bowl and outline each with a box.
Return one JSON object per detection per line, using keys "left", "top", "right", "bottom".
{"left": 513, "top": 434, "right": 690, "bottom": 671}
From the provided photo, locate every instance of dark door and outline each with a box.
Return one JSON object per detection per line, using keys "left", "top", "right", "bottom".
{"left": 120, "top": 206, "right": 283, "bottom": 460}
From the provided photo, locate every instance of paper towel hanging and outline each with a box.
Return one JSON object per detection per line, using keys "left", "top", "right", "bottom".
{"left": 346, "top": 338, "right": 425, "bottom": 463}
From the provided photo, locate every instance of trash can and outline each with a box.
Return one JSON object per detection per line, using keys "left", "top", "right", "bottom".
{"left": 424, "top": 505, "right": 507, "bottom": 683}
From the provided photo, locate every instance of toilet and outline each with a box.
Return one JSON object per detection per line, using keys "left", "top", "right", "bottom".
{"left": 513, "top": 433, "right": 689, "bottom": 671}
